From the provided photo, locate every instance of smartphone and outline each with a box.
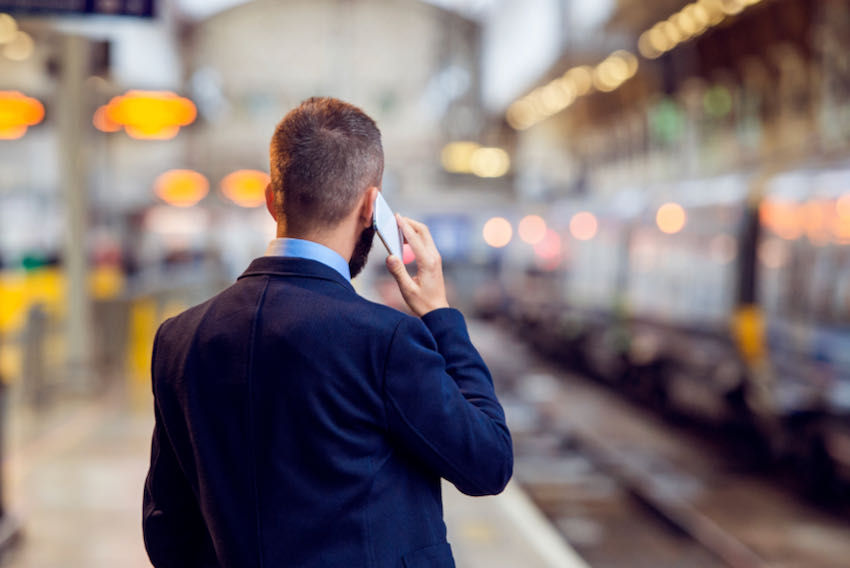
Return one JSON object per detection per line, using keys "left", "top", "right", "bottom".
{"left": 373, "top": 192, "right": 403, "bottom": 259}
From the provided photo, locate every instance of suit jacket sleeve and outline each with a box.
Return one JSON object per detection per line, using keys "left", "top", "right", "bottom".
{"left": 142, "top": 326, "right": 217, "bottom": 568}
{"left": 383, "top": 307, "right": 513, "bottom": 496}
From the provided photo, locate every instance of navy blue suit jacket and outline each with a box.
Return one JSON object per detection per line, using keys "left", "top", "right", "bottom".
{"left": 143, "top": 256, "right": 513, "bottom": 567}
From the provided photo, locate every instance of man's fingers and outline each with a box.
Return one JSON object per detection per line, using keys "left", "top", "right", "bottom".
{"left": 386, "top": 255, "right": 415, "bottom": 291}
{"left": 397, "top": 216, "right": 426, "bottom": 258}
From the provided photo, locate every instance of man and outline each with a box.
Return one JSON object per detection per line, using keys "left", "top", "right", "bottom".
{"left": 143, "top": 97, "right": 512, "bottom": 568}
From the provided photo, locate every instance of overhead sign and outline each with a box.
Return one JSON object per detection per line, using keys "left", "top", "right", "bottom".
{"left": 0, "top": 0, "right": 155, "bottom": 18}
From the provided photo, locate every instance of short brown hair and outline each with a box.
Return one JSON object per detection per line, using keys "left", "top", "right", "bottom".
{"left": 269, "top": 97, "right": 383, "bottom": 235}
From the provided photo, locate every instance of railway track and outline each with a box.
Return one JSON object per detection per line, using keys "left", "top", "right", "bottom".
{"left": 470, "top": 320, "right": 850, "bottom": 568}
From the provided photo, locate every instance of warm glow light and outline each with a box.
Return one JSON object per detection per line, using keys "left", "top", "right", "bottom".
{"left": 441, "top": 141, "right": 480, "bottom": 173}
{"left": 564, "top": 66, "right": 594, "bottom": 96}
{"left": 758, "top": 238, "right": 789, "bottom": 269}
{"left": 760, "top": 200, "right": 802, "bottom": 240}
{"left": 470, "top": 147, "right": 510, "bottom": 178}
{"left": 506, "top": 99, "right": 537, "bottom": 130}
{"left": 483, "top": 217, "right": 512, "bottom": 248}
{"left": 154, "top": 169, "right": 209, "bottom": 208}
{"left": 534, "top": 229, "right": 562, "bottom": 259}
{"left": 221, "top": 169, "right": 270, "bottom": 208}
{"left": 518, "top": 215, "right": 547, "bottom": 244}
{"left": 709, "top": 233, "right": 737, "bottom": 263}
{"left": 802, "top": 201, "right": 829, "bottom": 245}
{"left": 719, "top": 0, "right": 745, "bottom": 15}
{"left": 93, "top": 105, "right": 121, "bottom": 133}
{"left": 3, "top": 30, "right": 33, "bottom": 61}
{"left": 0, "top": 90, "right": 44, "bottom": 139}
{"left": 638, "top": 32, "right": 662, "bottom": 59}
{"left": 103, "top": 90, "right": 196, "bottom": 140}
{"left": 656, "top": 203, "right": 686, "bottom": 234}
{"left": 836, "top": 194, "right": 850, "bottom": 219}
{"left": 569, "top": 211, "right": 598, "bottom": 241}
{"left": 0, "top": 13, "right": 17, "bottom": 44}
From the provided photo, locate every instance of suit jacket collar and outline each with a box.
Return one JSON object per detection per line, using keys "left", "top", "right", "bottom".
{"left": 238, "top": 256, "right": 355, "bottom": 293}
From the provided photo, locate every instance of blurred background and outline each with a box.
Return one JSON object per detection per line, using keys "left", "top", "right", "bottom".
{"left": 2, "top": 0, "right": 850, "bottom": 566}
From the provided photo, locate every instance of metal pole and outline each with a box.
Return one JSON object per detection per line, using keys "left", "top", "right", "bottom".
{"left": 58, "top": 35, "right": 93, "bottom": 390}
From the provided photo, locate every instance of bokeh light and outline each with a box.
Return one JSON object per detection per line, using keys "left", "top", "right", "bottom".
{"left": 518, "top": 215, "right": 547, "bottom": 244}
{"left": 470, "top": 147, "right": 510, "bottom": 178}
{"left": 154, "top": 169, "right": 209, "bottom": 208}
{"left": 0, "top": 90, "right": 44, "bottom": 139}
{"left": 482, "top": 217, "right": 512, "bottom": 248}
{"left": 569, "top": 211, "right": 598, "bottom": 241}
{"left": 656, "top": 203, "right": 686, "bottom": 234}
{"left": 101, "top": 90, "right": 197, "bottom": 140}
{"left": 221, "top": 169, "right": 270, "bottom": 208}
{"left": 534, "top": 229, "right": 562, "bottom": 259}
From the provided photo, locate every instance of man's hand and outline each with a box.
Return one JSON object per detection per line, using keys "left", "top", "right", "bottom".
{"left": 385, "top": 215, "right": 450, "bottom": 317}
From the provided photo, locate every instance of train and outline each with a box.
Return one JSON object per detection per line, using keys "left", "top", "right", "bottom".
{"left": 437, "top": 163, "right": 850, "bottom": 499}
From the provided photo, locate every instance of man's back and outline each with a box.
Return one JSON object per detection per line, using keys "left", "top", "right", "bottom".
{"left": 143, "top": 256, "right": 513, "bottom": 567}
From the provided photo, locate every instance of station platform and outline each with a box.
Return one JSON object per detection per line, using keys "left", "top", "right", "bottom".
{"left": 0, "top": 383, "right": 588, "bottom": 568}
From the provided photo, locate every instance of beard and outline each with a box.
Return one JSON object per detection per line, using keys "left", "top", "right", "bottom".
{"left": 349, "top": 225, "right": 375, "bottom": 279}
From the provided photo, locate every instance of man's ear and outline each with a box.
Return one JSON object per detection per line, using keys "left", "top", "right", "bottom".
{"left": 265, "top": 184, "right": 277, "bottom": 221}
{"left": 360, "top": 186, "right": 379, "bottom": 228}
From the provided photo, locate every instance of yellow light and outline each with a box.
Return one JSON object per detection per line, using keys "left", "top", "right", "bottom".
{"left": 506, "top": 99, "right": 537, "bottom": 130}
{"left": 483, "top": 217, "right": 512, "bottom": 248}
{"left": 221, "top": 169, "right": 270, "bottom": 208}
{"left": 0, "top": 13, "right": 17, "bottom": 44}
{"left": 564, "top": 66, "right": 594, "bottom": 96}
{"left": 638, "top": 32, "right": 663, "bottom": 59}
{"left": 441, "top": 141, "right": 480, "bottom": 173}
{"left": 685, "top": 3, "right": 711, "bottom": 30}
{"left": 470, "top": 147, "right": 510, "bottom": 178}
{"left": 648, "top": 25, "right": 672, "bottom": 54}
{"left": 518, "top": 215, "right": 547, "bottom": 244}
{"left": 104, "top": 90, "right": 197, "bottom": 140}
{"left": 3, "top": 30, "right": 33, "bottom": 62}
{"left": 613, "top": 50, "right": 639, "bottom": 77}
{"left": 699, "top": 0, "right": 726, "bottom": 24}
{"left": 660, "top": 20, "right": 683, "bottom": 45}
{"left": 569, "top": 212, "right": 598, "bottom": 241}
{"left": 672, "top": 12, "right": 698, "bottom": 38}
{"left": 656, "top": 203, "right": 686, "bottom": 234}
{"left": 154, "top": 169, "right": 209, "bottom": 208}
{"left": 540, "top": 79, "right": 575, "bottom": 114}
{"left": 719, "top": 0, "right": 745, "bottom": 15}
{"left": 0, "top": 90, "right": 44, "bottom": 139}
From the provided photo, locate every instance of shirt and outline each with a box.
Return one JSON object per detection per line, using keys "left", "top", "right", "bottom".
{"left": 265, "top": 237, "right": 351, "bottom": 281}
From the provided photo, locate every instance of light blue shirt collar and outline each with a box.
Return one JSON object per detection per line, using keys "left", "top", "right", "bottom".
{"left": 265, "top": 238, "right": 351, "bottom": 281}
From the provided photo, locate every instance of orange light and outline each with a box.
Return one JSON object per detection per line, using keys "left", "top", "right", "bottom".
{"left": 518, "top": 215, "right": 547, "bottom": 244}
{"left": 102, "top": 90, "right": 196, "bottom": 140}
{"left": 482, "top": 217, "right": 512, "bottom": 248}
{"left": 0, "top": 91, "right": 44, "bottom": 139}
{"left": 221, "top": 169, "right": 270, "bottom": 208}
{"left": 154, "top": 169, "right": 209, "bottom": 208}
{"left": 656, "top": 202, "right": 686, "bottom": 234}
{"left": 802, "top": 201, "right": 829, "bottom": 245}
{"left": 836, "top": 194, "right": 850, "bottom": 219}
{"left": 93, "top": 105, "right": 121, "bottom": 133}
{"left": 760, "top": 200, "right": 802, "bottom": 240}
{"left": 569, "top": 211, "right": 598, "bottom": 241}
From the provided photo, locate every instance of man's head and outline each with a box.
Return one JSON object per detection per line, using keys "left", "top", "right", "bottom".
{"left": 267, "top": 97, "right": 384, "bottom": 238}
